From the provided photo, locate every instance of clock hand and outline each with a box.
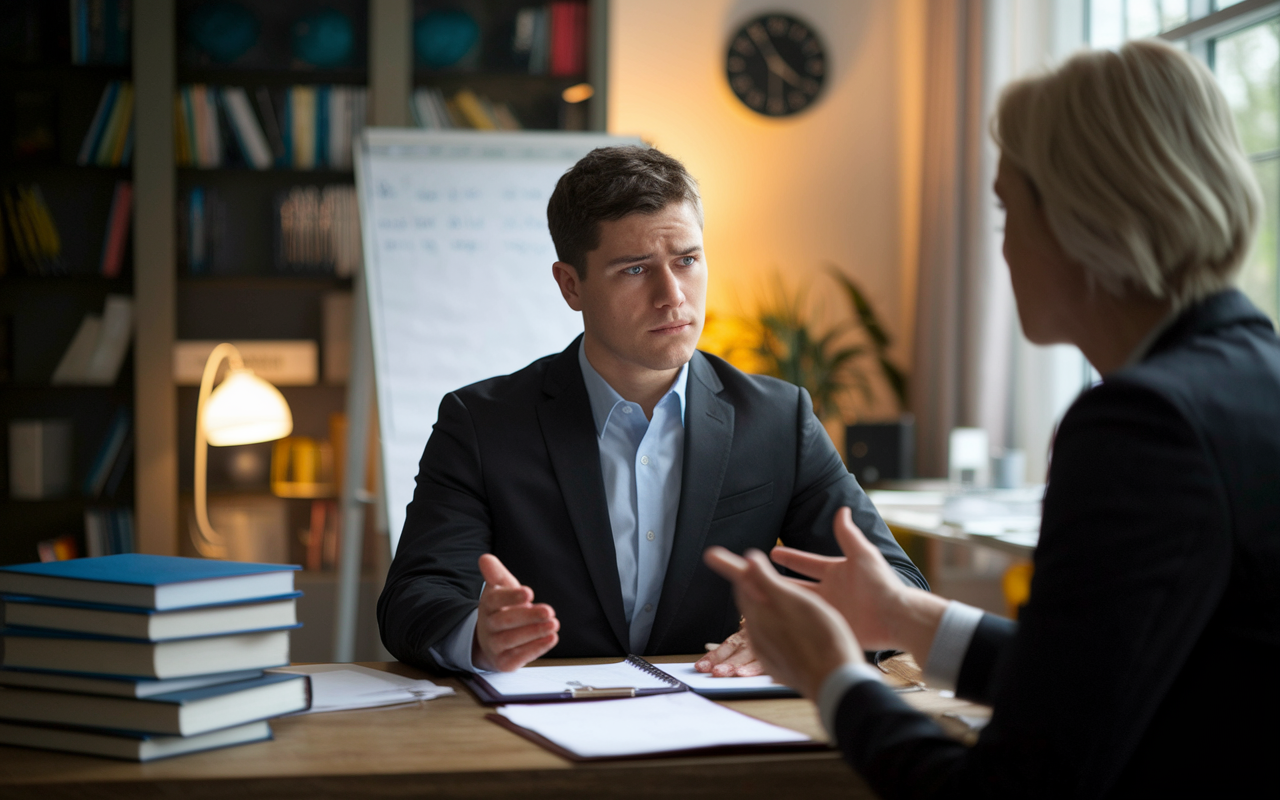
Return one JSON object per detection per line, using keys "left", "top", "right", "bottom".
{"left": 747, "top": 24, "right": 807, "bottom": 88}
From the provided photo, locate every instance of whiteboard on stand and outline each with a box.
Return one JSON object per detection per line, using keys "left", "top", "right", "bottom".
{"left": 355, "top": 130, "right": 640, "bottom": 554}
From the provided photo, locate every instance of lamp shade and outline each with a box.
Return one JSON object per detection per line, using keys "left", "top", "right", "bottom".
{"left": 201, "top": 369, "right": 293, "bottom": 446}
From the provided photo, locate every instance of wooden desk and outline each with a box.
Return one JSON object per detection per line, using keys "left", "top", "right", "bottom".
{"left": 0, "top": 657, "right": 989, "bottom": 799}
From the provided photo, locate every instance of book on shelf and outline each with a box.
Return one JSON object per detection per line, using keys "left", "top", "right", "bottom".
{"left": 50, "top": 294, "right": 133, "bottom": 386}
{"left": 0, "top": 718, "right": 272, "bottom": 762}
{"left": 275, "top": 185, "right": 362, "bottom": 276}
{"left": 77, "top": 81, "right": 134, "bottom": 167}
{"left": 98, "top": 180, "right": 132, "bottom": 277}
{"left": 2, "top": 594, "right": 300, "bottom": 641}
{"left": 8, "top": 418, "right": 73, "bottom": 500}
{"left": 176, "top": 85, "right": 367, "bottom": 170}
{"left": 412, "top": 87, "right": 523, "bottom": 131}
{"left": 548, "top": 1, "right": 589, "bottom": 77}
{"left": 70, "top": 0, "right": 133, "bottom": 65}
{"left": 0, "top": 668, "right": 266, "bottom": 699}
{"left": 1, "top": 184, "right": 63, "bottom": 276}
{"left": 36, "top": 535, "right": 79, "bottom": 563}
{"left": 0, "top": 627, "right": 295, "bottom": 679}
{"left": 0, "top": 554, "right": 301, "bottom": 610}
{"left": 173, "top": 340, "right": 318, "bottom": 386}
{"left": 83, "top": 407, "right": 130, "bottom": 497}
{"left": 83, "top": 507, "right": 134, "bottom": 557}
{"left": 0, "top": 672, "right": 310, "bottom": 737}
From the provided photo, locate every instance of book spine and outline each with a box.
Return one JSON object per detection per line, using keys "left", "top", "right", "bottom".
{"left": 99, "top": 181, "right": 132, "bottom": 277}
{"left": 94, "top": 82, "right": 129, "bottom": 166}
{"left": 222, "top": 88, "right": 273, "bottom": 170}
{"left": 453, "top": 89, "right": 497, "bottom": 130}
{"left": 291, "top": 86, "right": 317, "bottom": 170}
{"left": 315, "top": 86, "right": 329, "bottom": 170}
{"left": 254, "top": 87, "right": 286, "bottom": 166}
{"left": 78, "top": 82, "right": 118, "bottom": 166}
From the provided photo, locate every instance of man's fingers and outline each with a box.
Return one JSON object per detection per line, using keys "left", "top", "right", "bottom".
{"left": 695, "top": 632, "right": 743, "bottom": 672}
{"left": 769, "top": 545, "right": 842, "bottom": 580}
{"left": 481, "top": 584, "right": 534, "bottom": 610}
{"left": 488, "top": 617, "right": 561, "bottom": 654}
{"left": 704, "top": 546, "right": 748, "bottom": 579}
{"left": 491, "top": 632, "right": 560, "bottom": 672}
{"left": 710, "top": 640, "right": 758, "bottom": 676}
{"left": 478, "top": 553, "right": 520, "bottom": 588}
{"left": 486, "top": 602, "right": 556, "bottom": 633}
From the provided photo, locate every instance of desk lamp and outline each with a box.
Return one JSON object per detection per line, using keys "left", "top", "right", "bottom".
{"left": 192, "top": 343, "right": 293, "bottom": 558}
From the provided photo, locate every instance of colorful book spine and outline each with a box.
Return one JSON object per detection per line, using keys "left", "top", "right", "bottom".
{"left": 99, "top": 181, "right": 132, "bottom": 277}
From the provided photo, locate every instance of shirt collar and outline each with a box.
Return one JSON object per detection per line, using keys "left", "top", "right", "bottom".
{"left": 578, "top": 338, "right": 689, "bottom": 438}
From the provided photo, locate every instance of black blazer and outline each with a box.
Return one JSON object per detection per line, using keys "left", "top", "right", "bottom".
{"left": 832, "top": 290, "right": 1280, "bottom": 798}
{"left": 378, "top": 337, "right": 926, "bottom": 667}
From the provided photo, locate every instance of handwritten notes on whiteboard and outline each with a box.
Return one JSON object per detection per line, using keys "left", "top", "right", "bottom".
{"left": 357, "top": 131, "right": 637, "bottom": 551}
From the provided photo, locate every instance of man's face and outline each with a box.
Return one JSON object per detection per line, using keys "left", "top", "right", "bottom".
{"left": 554, "top": 201, "right": 707, "bottom": 376}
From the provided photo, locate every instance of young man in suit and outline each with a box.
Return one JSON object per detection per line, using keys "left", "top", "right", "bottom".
{"left": 377, "top": 145, "right": 925, "bottom": 674}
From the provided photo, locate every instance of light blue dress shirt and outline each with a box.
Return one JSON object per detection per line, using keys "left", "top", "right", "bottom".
{"left": 429, "top": 340, "right": 688, "bottom": 669}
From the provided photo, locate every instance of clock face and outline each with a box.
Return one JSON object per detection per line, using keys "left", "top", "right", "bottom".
{"left": 726, "top": 14, "right": 826, "bottom": 117}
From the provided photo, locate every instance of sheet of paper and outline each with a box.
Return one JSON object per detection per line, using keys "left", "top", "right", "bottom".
{"left": 496, "top": 691, "right": 811, "bottom": 758}
{"left": 479, "top": 660, "right": 673, "bottom": 696}
{"left": 657, "top": 662, "right": 791, "bottom": 692}
{"left": 272, "top": 663, "right": 454, "bottom": 713}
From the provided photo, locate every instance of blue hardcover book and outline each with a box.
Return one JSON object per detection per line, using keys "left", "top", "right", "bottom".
{"left": 0, "top": 719, "right": 272, "bottom": 762}
{"left": 0, "top": 667, "right": 266, "bottom": 698}
{"left": 0, "top": 626, "right": 294, "bottom": 679}
{"left": 2, "top": 592, "right": 302, "bottom": 640}
{"left": 0, "top": 672, "right": 310, "bottom": 736}
{"left": 0, "top": 554, "right": 300, "bottom": 610}
{"left": 77, "top": 81, "right": 119, "bottom": 165}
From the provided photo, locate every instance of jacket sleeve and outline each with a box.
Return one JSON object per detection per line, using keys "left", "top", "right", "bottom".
{"left": 780, "top": 386, "right": 928, "bottom": 590}
{"left": 830, "top": 381, "right": 1231, "bottom": 799}
{"left": 376, "top": 391, "right": 491, "bottom": 670}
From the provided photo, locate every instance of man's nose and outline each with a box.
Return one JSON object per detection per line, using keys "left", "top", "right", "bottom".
{"left": 654, "top": 267, "right": 685, "bottom": 308}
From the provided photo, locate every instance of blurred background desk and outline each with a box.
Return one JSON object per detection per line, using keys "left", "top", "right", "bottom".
{"left": 867, "top": 483, "right": 1040, "bottom": 617}
{"left": 0, "top": 657, "right": 988, "bottom": 799}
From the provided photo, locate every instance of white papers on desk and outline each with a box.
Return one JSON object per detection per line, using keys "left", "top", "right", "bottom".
{"left": 479, "top": 660, "right": 675, "bottom": 696}
{"left": 495, "top": 691, "right": 811, "bottom": 758}
{"left": 271, "top": 663, "right": 454, "bottom": 713}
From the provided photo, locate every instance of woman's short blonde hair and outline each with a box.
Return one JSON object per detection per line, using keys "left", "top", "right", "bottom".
{"left": 993, "top": 38, "right": 1262, "bottom": 307}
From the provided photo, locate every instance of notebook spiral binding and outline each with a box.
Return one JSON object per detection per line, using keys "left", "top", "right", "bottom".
{"left": 624, "top": 655, "right": 684, "bottom": 688}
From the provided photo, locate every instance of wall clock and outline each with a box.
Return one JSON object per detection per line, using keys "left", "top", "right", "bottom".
{"left": 725, "top": 13, "right": 826, "bottom": 117}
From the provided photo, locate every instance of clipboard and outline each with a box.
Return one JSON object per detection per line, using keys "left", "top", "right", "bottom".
{"left": 461, "top": 655, "right": 685, "bottom": 705}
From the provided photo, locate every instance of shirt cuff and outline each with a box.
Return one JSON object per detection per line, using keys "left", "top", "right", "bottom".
{"left": 428, "top": 607, "right": 481, "bottom": 672}
{"left": 817, "top": 661, "right": 884, "bottom": 741}
{"left": 921, "top": 600, "right": 984, "bottom": 692}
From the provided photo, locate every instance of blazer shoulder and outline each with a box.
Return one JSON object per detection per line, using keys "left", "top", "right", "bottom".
{"left": 695, "top": 350, "right": 803, "bottom": 406}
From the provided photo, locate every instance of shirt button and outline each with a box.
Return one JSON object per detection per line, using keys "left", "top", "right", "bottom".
{"left": 622, "top": 406, "right": 632, "bottom": 414}
{"left": 646, "top": 530, "right": 655, "bottom": 541}
{"left": 643, "top": 604, "right": 653, "bottom": 613}
{"left": 640, "top": 455, "right": 650, "bottom": 465}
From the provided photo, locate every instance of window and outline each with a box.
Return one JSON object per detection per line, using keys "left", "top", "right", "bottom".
{"left": 1089, "top": 0, "right": 1280, "bottom": 321}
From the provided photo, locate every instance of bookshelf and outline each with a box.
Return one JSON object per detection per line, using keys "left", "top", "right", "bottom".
{"left": 0, "top": 2, "right": 137, "bottom": 565}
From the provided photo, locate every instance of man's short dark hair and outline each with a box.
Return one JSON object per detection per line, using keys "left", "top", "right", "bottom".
{"left": 547, "top": 145, "right": 703, "bottom": 278}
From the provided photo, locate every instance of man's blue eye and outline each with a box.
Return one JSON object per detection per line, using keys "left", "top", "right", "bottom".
{"left": 680, "top": 256, "right": 695, "bottom": 266}
{"left": 624, "top": 265, "right": 643, "bottom": 275}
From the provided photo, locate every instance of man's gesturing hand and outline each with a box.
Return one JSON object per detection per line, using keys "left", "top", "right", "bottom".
{"left": 471, "top": 554, "right": 560, "bottom": 672}
{"left": 703, "top": 547, "right": 862, "bottom": 698}
{"left": 770, "top": 507, "right": 947, "bottom": 661}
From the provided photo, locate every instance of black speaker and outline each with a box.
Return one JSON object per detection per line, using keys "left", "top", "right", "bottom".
{"left": 845, "top": 417, "right": 915, "bottom": 486}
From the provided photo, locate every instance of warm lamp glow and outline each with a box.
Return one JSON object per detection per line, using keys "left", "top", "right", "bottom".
{"left": 562, "top": 83, "right": 594, "bottom": 104}
{"left": 192, "top": 343, "right": 293, "bottom": 558}
{"left": 203, "top": 369, "right": 293, "bottom": 446}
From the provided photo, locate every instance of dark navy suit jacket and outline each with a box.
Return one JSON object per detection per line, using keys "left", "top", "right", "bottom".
{"left": 833, "top": 290, "right": 1280, "bottom": 798}
{"left": 378, "top": 337, "right": 925, "bottom": 668}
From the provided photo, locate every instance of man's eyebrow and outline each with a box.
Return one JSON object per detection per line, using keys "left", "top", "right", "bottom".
{"left": 604, "top": 245, "right": 703, "bottom": 267}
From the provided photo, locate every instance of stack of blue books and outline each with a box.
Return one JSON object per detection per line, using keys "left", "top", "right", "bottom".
{"left": 0, "top": 554, "right": 311, "bottom": 761}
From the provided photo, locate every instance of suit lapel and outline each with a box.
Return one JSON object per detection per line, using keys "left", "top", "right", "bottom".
{"left": 648, "top": 352, "right": 734, "bottom": 651}
{"left": 536, "top": 339, "right": 630, "bottom": 652}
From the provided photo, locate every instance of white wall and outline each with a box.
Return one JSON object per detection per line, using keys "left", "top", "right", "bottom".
{"left": 608, "top": 0, "right": 926, "bottom": 419}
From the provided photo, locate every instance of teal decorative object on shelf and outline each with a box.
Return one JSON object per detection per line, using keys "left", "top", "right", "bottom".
{"left": 187, "top": 1, "right": 259, "bottom": 64}
{"left": 292, "top": 9, "right": 354, "bottom": 68}
{"left": 414, "top": 9, "right": 479, "bottom": 69}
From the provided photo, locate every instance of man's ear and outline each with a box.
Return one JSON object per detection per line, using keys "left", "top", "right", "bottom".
{"left": 552, "top": 261, "right": 585, "bottom": 312}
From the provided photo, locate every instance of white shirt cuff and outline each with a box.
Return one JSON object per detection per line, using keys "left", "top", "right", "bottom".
{"left": 428, "top": 607, "right": 480, "bottom": 672}
{"left": 921, "top": 600, "right": 984, "bottom": 692}
{"left": 817, "top": 661, "right": 884, "bottom": 741}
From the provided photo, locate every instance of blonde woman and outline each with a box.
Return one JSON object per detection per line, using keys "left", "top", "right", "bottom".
{"left": 708, "top": 39, "right": 1278, "bottom": 798}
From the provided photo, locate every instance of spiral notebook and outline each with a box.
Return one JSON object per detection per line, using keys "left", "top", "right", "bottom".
{"left": 462, "top": 655, "right": 685, "bottom": 704}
